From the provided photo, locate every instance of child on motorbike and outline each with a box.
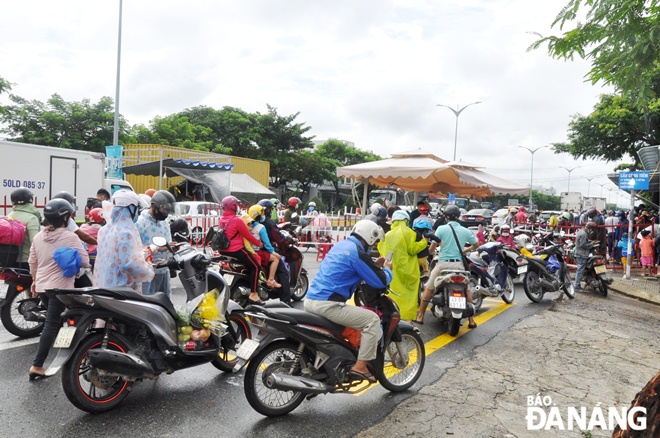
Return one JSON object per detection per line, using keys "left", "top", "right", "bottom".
{"left": 243, "top": 205, "right": 281, "bottom": 288}
{"left": 80, "top": 207, "right": 105, "bottom": 267}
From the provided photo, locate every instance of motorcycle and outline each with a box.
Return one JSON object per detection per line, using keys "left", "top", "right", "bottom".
{"left": 582, "top": 253, "right": 612, "bottom": 297}
{"left": 44, "top": 237, "right": 250, "bottom": 413}
{"left": 521, "top": 233, "right": 575, "bottom": 302}
{"left": 466, "top": 241, "right": 526, "bottom": 308}
{"left": 234, "top": 284, "right": 426, "bottom": 417}
{"left": 0, "top": 266, "right": 44, "bottom": 337}
{"left": 425, "top": 268, "right": 475, "bottom": 336}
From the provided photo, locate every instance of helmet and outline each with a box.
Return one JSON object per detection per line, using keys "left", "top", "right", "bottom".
{"left": 509, "top": 207, "right": 518, "bottom": 214}
{"left": 10, "top": 188, "right": 34, "bottom": 205}
{"left": 392, "top": 210, "right": 410, "bottom": 222}
{"left": 585, "top": 221, "right": 597, "bottom": 230}
{"left": 376, "top": 206, "right": 387, "bottom": 220}
{"left": 258, "top": 199, "right": 274, "bottom": 210}
{"left": 562, "top": 212, "right": 571, "bottom": 220}
{"left": 87, "top": 208, "right": 104, "bottom": 224}
{"left": 351, "top": 220, "right": 384, "bottom": 246}
{"left": 370, "top": 203, "right": 382, "bottom": 215}
{"left": 586, "top": 209, "right": 597, "bottom": 218}
{"left": 138, "top": 194, "right": 151, "bottom": 211}
{"left": 222, "top": 195, "right": 240, "bottom": 212}
{"left": 444, "top": 205, "right": 461, "bottom": 220}
{"left": 308, "top": 201, "right": 316, "bottom": 207}
{"left": 418, "top": 204, "right": 429, "bottom": 214}
{"left": 248, "top": 204, "right": 264, "bottom": 221}
{"left": 413, "top": 217, "right": 433, "bottom": 230}
{"left": 500, "top": 224, "right": 511, "bottom": 236}
{"left": 43, "top": 199, "right": 73, "bottom": 227}
{"left": 151, "top": 190, "right": 176, "bottom": 215}
{"left": 112, "top": 189, "right": 140, "bottom": 207}
{"left": 514, "top": 234, "right": 530, "bottom": 248}
{"left": 52, "top": 191, "right": 76, "bottom": 204}
{"left": 518, "top": 206, "right": 526, "bottom": 212}
{"left": 169, "top": 218, "right": 190, "bottom": 243}
{"left": 288, "top": 197, "right": 301, "bottom": 208}
{"left": 145, "top": 189, "right": 157, "bottom": 197}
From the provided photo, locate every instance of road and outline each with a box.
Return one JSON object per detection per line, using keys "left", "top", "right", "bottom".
{"left": 0, "top": 253, "right": 654, "bottom": 437}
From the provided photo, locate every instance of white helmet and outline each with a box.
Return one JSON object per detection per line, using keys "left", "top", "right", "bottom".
{"left": 308, "top": 201, "right": 316, "bottom": 207}
{"left": 138, "top": 194, "right": 152, "bottom": 211}
{"left": 514, "top": 234, "right": 530, "bottom": 248}
{"left": 352, "top": 220, "right": 384, "bottom": 246}
{"left": 370, "top": 203, "right": 382, "bottom": 215}
{"left": 500, "top": 224, "right": 511, "bottom": 236}
{"left": 391, "top": 210, "right": 410, "bottom": 222}
{"left": 112, "top": 189, "right": 140, "bottom": 207}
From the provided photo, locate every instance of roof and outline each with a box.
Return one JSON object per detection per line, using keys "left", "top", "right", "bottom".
{"left": 123, "top": 158, "right": 233, "bottom": 176}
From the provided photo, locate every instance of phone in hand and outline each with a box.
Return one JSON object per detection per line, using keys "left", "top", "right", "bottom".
{"left": 386, "top": 252, "right": 393, "bottom": 261}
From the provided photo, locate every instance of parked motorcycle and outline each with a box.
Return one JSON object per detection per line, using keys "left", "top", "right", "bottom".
{"left": 234, "top": 284, "right": 426, "bottom": 417}
{"left": 425, "top": 268, "right": 475, "bottom": 336}
{"left": 466, "top": 241, "right": 526, "bottom": 307}
{"left": 0, "top": 266, "right": 44, "bottom": 337}
{"left": 582, "top": 254, "right": 612, "bottom": 297}
{"left": 521, "top": 233, "right": 575, "bottom": 302}
{"left": 45, "top": 238, "right": 249, "bottom": 413}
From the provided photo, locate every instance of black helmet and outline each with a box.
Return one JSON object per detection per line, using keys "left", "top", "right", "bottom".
{"left": 258, "top": 199, "right": 274, "bottom": 210}
{"left": 585, "top": 221, "right": 597, "bottom": 230}
{"left": 586, "top": 209, "right": 597, "bottom": 219}
{"left": 170, "top": 218, "right": 190, "bottom": 243}
{"left": 444, "top": 205, "right": 461, "bottom": 220}
{"left": 52, "top": 191, "right": 76, "bottom": 204}
{"left": 11, "top": 188, "right": 34, "bottom": 205}
{"left": 43, "top": 199, "right": 73, "bottom": 227}
{"left": 151, "top": 190, "right": 176, "bottom": 215}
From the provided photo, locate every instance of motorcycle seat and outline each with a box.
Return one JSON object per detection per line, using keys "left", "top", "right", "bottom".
{"left": 269, "top": 307, "right": 345, "bottom": 333}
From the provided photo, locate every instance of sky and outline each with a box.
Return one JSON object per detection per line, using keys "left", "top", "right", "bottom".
{"left": 1, "top": 0, "right": 634, "bottom": 208}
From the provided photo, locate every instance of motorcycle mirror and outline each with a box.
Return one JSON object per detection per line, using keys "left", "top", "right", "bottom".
{"left": 152, "top": 236, "right": 168, "bottom": 247}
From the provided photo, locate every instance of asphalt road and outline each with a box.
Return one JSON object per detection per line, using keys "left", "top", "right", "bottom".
{"left": 0, "top": 254, "right": 615, "bottom": 437}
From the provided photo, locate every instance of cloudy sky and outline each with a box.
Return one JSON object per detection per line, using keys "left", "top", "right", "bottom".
{"left": 1, "top": 0, "right": 632, "bottom": 207}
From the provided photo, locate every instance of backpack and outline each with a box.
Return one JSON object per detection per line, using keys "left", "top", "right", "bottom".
{"left": 209, "top": 217, "right": 237, "bottom": 251}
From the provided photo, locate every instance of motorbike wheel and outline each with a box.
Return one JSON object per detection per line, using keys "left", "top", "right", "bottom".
{"left": 211, "top": 313, "right": 251, "bottom": 372}
{"left": 244, "top": 341, "right": 307, "bottom": 417}
{"left": 61, "top": 333, "right": 134, "bottom": 413}
{"left": 523, "top": 271, "right": 544, "bottom": 303}
{"left": 375, "top": 327, "right": 425, "bottom": 392}
{"left": 501, "top": 275, "right": 515, "bottom": 304}
{"left": 447, "top": 317, "right": 461, "bottom": 336}
{"left": 291, "top": 272, "right": 309, "bottom": 302}
{"left": 596, "top": 278, "right": 608, "bottom": 297}
{"left": 0, "top": 288, "right": 44, "bottom": 338}
{"left": 561, "top": 270, "right": 575, "bottom": 299}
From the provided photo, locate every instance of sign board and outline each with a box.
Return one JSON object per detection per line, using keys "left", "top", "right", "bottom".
{"left": 105, "top": 145, "right": 124, "bottom": 179}
{"left": 447, "top": 193, "right": 456, "bottom": 204}
{"left": 508, "top": 199, "right": 519, "bottom": 206}
{"left": 618, "top": 171, "right": 650, "bottom": 190}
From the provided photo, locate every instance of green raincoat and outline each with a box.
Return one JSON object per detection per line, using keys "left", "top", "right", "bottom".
{"left": 377, "top": 220, "right": 428, "bottom": 320}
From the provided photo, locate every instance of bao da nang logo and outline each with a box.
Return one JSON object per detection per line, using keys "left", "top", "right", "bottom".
{"left": 526, "top": 394, "right": 647, "bottom": 432}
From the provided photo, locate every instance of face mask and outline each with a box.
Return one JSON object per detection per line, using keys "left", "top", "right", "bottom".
{"left": 259, "top": 216, "right": 266, "bottom": 223}
{"left": 153, "top": 208, "right": 168, "bottom": 221}
{"left": 309, "top": 206, "right": 315, "bottom": 211}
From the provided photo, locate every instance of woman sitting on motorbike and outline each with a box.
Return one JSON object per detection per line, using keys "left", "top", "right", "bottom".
{"left": 218, "top": 196, "right": 264, "bottom": 305}
{"left": 496, "top": 224, "right": 515, "bottom": 248}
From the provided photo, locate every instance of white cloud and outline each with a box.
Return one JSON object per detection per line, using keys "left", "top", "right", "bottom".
{"left": 1, "top": 0, "right": 630, "bottom": 206}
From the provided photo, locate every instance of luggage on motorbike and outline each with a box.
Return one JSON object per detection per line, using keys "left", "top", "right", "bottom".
{"left": 0, "top": 217, "right": 26, "bottom": 267}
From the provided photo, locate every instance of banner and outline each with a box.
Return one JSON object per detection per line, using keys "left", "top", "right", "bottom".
{"left": 105, "top": 145, "right": 124, "bottom": 179}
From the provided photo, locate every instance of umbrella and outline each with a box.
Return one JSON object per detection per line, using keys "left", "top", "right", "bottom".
{"left": 337, "top": 149, "right": 529, "bottom": 197}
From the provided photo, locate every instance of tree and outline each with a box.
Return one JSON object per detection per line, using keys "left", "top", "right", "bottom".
{"left": 0, "top": 93, "right": 131, "bottom": 151}
{"left": 291, "top": 150, "right": 337, "bottom": 198}
{"left": 129, "top": 114, "right": 230, "bottom": 153}
{"left": 178, "top": 106, "right": 256, "bottom": 156}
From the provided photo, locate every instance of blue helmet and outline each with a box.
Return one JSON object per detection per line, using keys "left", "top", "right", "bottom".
{"left": 392, "top": 210, "right": 410, "bottom": 222}
{"left": 258, "top": 199, "right": 274, "bottom": 209}
{"left": 413, "top": 217, "right": 433, "bottom": 230}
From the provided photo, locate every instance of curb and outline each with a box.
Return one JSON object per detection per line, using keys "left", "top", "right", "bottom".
{"left": 608, "top": 282, "right": 660, "bottom": 307}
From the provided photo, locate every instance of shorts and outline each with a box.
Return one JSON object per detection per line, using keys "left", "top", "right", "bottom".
{"left": 257, "top": 249, "right": 271, "bottom": 266}
{"left": 640, "top": 255, "right": 654, "bottom": 267}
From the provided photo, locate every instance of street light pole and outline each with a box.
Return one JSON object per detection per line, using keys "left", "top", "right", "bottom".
{"left": 113, "top": 0, "right": 123, "bottom": 147}
{"left": 597, "top": 182, "right": 606, "bottom": 197}
{"left": 559, "top": 166, "right": 580, "bottom": 193}
{"left": 585, "top": 177, "right": 595, "bottom": 197}
{"left": 436, "top": 101, "right": 481, "bottom": 161}
{"left": 518, "top": 145, "right": 549, "bottom": 209}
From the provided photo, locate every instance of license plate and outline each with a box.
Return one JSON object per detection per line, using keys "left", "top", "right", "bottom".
{"left": 223, "top": 273, "right": 235, "bottom": 285}
{"left": 517, "top": 265, "right": 528, "bottom": 275}
{"left": 53, "top": 327, "right": 77, "bottom": 349}
{"left": 236, "top": 338, "right": 259, "bottom": 360}
{"left": 0, "top": 283, "right": 8, "bottom": 300}
{"left": 594, "top": 264, "right": 606, "bottom": 274}
{"left": 449, "top": 296, "right": 466, "bottom": 309}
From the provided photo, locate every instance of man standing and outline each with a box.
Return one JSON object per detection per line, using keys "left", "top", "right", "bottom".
{"left": 574, "top": 222, "right": 596, "bottom": 292}
{"left": 136, "top": 190, "right": 176, "bottom": 296}
{"left": 604, "top": 210, "right": 619, "bottom": 261}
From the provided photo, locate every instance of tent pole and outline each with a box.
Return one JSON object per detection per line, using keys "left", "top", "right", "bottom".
{"left": 159, "top": 148, "right": 163, "bottom": 190}
{"left": 362, "top": 181, "right": 368, "bottom": 217}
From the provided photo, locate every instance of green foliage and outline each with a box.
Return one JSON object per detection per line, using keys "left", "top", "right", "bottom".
{"left": 306, "top": 196, "right": 326, "bottom": 212}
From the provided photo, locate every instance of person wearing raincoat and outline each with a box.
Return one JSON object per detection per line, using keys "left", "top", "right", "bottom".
{"left": 377, "top": 210, "right": 428, "bottom": 322}
{"left": 94, "top": 190, "right": 154, "bottom": 292}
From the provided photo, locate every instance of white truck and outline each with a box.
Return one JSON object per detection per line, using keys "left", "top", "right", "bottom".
{"left": 560, "top": 192, "right": 582, "bottom": 212}
{"left": 0, "top": 140, "right": 133, "bottom": 215}
{"left": 582, "top": 196, "right": 607, "bottom": 212}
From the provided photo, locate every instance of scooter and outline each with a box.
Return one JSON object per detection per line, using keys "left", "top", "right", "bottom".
{"left": 582, "top": 253, "right": 612, "bottom": 297}
{"left": 466, "top": 241, "right": 525, "bottom": 307}
{"left": 44, "top": 237, "right": 249, "bottom": 413}
{"left": 426, "top": 268, "right": 475, "bottom": 336}
{"left": 521, "top": 233, "right": 575, "bottom": 303}
{"left": 0, "top": 266, "right": 44, "bottom": 337}
{"left": 234, "top": 284, "right": 425, "bottom": 417}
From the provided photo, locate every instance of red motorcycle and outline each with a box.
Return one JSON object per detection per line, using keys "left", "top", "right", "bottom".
{"left": 0, "top": 266, "right": 45, "bottom": 337}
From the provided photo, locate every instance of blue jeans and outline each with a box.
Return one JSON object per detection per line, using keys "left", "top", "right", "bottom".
{"left": 574, "top": 257, "right": 589, "bottom": 290}
{"left": 32, "top": 290, "right": 66, "bottom": 368}
{"left": 142, "top": 271, "right": 171, "bottom": 297}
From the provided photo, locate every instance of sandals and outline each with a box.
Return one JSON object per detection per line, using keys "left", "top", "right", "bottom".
{"left": 348, "top": 369, "right": 376, "bottom": 383}
{"left": 247, "top": 296, "right": 266, "bottom": 305}
{"left": 267, "top": 279, "right": 282, "bottom": 288}
{"left": 468, "top": 322, "right": 478, "bottom": 329}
